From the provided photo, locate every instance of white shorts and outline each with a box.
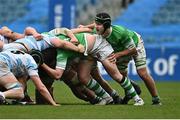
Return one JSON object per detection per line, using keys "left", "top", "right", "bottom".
{"left": 88, "top": 35, "right": 114, "bottom": 61}
{"left": 0, "top": 62, "right": 13, "bottom": 78}
{"left": 116, "top": 35, "right": 147, "bottom": 72}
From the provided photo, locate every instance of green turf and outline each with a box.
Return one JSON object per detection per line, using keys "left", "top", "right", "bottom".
{"left": 0, "top": 81, "right": 179, "bottom": 119}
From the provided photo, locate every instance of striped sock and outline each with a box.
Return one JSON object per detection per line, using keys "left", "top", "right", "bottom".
{"left": 94, "top": 95, "right": 102, "bottom": 101}
{"left": 110, "top": 89, "right": 119, "bottom": 98}
{"left": 87, "top": 79, "right": 110, "bottom": 98}
{"left": 120, "top": 77, "right": 138, "bottom": 99}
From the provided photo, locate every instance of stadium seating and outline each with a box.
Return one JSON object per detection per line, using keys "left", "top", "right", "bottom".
{"left": 0, "top": 0, "right": 48, "bottom": 33}
{"left": 1, "top": 0, "right": 179, "bottom": 46}
{"left": 76, "top": 0, "right": 124, "bottom": 25}
{"left": 113, "top": 0, "right": 180, "bottom": 47}
{"left": 0, "top": 0, "right": 127, "bottom": 32}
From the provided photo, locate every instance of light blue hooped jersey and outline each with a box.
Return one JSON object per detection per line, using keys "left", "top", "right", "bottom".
{"left": 0, "top": 51, "right": 38, "bottom": 77}
{"left": 3, "top": 34, "right": 56, "bottom": 52}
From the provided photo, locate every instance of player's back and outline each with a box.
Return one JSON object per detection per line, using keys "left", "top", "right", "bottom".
{"left": 0, "top": 51, "right": 38, "bottom": 77}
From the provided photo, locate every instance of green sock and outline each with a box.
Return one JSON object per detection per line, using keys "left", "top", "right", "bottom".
{"left": 110, "top": 89, "right": 119, "bottom": 98}
{"left": 87, "top": 79, "right": 110, "bottom": 98}
{"left": 152, "top": 96, "right": 160, "bottom": 103}
{"left": 120, "top": 77, "right": 137, "bottom": 98}
{"left": 94, "top": 95, "right": 102, "bottom": 102}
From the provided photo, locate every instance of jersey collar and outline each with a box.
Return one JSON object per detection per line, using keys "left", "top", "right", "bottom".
{"left": 105, "top": 27, "right": 112, "bottom": 38}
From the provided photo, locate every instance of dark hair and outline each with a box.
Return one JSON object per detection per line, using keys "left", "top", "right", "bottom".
{"left": 95, "top": 12, "right": 111, "bottom": 30}
{"left": 29, "top": 49, "right": 44, "bottom": 67}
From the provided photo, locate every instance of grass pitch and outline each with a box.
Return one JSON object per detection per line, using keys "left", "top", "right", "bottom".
{"left": 0, "top": 81, "right": 179, "bottom": 119}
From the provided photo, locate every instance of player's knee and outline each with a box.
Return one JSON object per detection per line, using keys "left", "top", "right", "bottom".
{"left": 5, "top": 82, "right": 24, "bottom": 99}
{"left": 138, "top": 69, "right": 150, "bottom": 79}
{"left": 17, "top": 88, "right": 25, "bottom": 99}
{"left": 120, "top": 71, "right": 128, "bottom": 77}
{"left": 110, "top": 71, "right": 123, "bottom": 83}
{"left": 78, "top": 74, "right": 89, "bottom": 85}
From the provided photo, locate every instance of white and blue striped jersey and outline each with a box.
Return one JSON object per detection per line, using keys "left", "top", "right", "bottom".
{"left": 0, "top": 51, "right": 38, "bottom": 77}
{"left": 3, "top": 33, "right": 57, "bottom": 52}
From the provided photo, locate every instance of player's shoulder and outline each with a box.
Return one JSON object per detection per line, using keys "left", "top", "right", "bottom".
{"left": 112, "top": 25, "right": 126, "bottom": 32}
{"left": 112, "top": 25, "right": 126, "bottom": 31}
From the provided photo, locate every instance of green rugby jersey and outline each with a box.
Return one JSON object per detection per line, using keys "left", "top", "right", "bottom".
{"left": 93, "top": 25, "right": 139, "bottom": 53}
{"left": 56, "top": 32, "right": 86, "bottom": 46}
{"left": 55, "top": 33, "right": 86, "bottom": 66}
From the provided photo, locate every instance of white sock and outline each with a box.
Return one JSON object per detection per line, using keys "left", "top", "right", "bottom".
{"left": 0, "top": 91, "right": 5, "bottom": 98}
{"left": 133, "top": 94, "right": 141, "bottom": 101}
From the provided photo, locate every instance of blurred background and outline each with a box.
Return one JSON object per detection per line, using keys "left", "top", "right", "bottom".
{"left": 0, "top": 0, "right": 179, "bottom": 81}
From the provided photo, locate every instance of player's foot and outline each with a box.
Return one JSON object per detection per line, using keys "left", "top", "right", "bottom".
{"left": 19, "top": 94, "right": 35, "bottom": 105}
{"left": 121, "top": 80, "right": 141, "bottom": 104}
{"left": 134, "top": 98, "right": 144, "bottom": 106}
{"left": 112, "top": 95, "right": 123, "bottom": 104}
{"left": 90, "top": 97, "right": 101, "bottom": 105}
{"left": 121, "top": 95, "right": 132, "bottom": 104}
{"left": 0, "top": 94, "right": 6, "bottom": 105}
{"left": 21, "top": 95, "right": 35, "bottom": 103}
{"left": 11, "top": 95, "right": 35, "bottom": 105}
{"left": 152, "top": 97, "right": 162, "bottom": 105}
{"left": 96, "top": 97, "right": 113, "bottom": 105}
{"left": 152, "top": 101, "right": 162, "bottom": 105}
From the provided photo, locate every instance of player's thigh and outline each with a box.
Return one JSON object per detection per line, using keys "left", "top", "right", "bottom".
{"left": 101, "top": 58, "right": 123, "bottom": 81}
{"left": 0, "top": 62, "right": 19, "bottom": 88}
{"left": 133, "top": 41, "right": 147, "bottom": 69}
{"left": 0, "top": 74, "right": 19, "bottom": 89}
{"left": 77, "top": 58, "right": 94, "bottom": 83}
{"left": 116, "top": 56, "right": 131, "bottom": 74}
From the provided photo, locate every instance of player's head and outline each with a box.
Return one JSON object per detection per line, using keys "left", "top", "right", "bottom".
{"left": 95, "top": 12, "right": 111, "bottom": 34}
{"left": 29, "top": 49, "right": 44, "bottom": 67}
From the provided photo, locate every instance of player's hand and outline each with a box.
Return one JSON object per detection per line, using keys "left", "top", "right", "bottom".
{"left": 33, "top": 33, "right": 43, "bottom": 40}
{"left": 107, "top": 53, "right": 116, "bottom": 64}
{"left": 1, "top": 26, "right": 13, "bottom": 37}
{"left": 70, "top": 38, "right": 79, "bottom": 45}
{"left": 77, "top": 44, "right": 85, "bottom": 53}
{"left": 78, "top": 25, "right": 85, "bottom": 28}
{"left": 53, "top": 103, "right": 61, "bottom": 106}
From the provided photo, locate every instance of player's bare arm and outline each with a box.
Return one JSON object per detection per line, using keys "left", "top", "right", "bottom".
{"left": 24, "top": 26, "right": 43, "bottom": 40}
{"left": 114, "top": 47, "right": 137, "bottom": 59}
{"left": 1, "top": 26, "right": 24, "bottom": 41}
{"left": 50, "top": 38, "right": 85, "bottom": 53}
{"left": 41, "top": 63, "right": 64, "bottom": 80}
{"left": 78, "top": 23, "right": 95, "bottom": 29}
{"left": 30, "top": 75, "right": 59, "bottom": 106}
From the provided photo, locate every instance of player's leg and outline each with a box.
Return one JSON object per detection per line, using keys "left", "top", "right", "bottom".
{"left": 90, "top": 61, "right": 123, "bottom": 104}
{"left": 63, "top": 57, "right": 103, "bottom": 104}
{"left": 134, "top": 40, "right": 161, "bottom": 105}
{"left": 116, "top": 57, "right": 142, "bottom": 104}
{"left": 0, "top": 63, "right": 24, "bottom": 104}
{"left": 61, "top": 65, "right": 100, "bottom": 104}
{"left": 89, "top": 36, "right": 143, "bottom": 105}
{"left": 11, "top": 76, "right": 34, "bottom": 105}
{"left": 137, "top": 67, "right": 161, "bottom": 105}
{"left": 0, "top": 75, "right": 24, "bottom": 102}
{"left": 77, "top": 57, "right": 113, "bottom": 105}
{"left": 101, "top": 58, "right": 144, "bottom": 105}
